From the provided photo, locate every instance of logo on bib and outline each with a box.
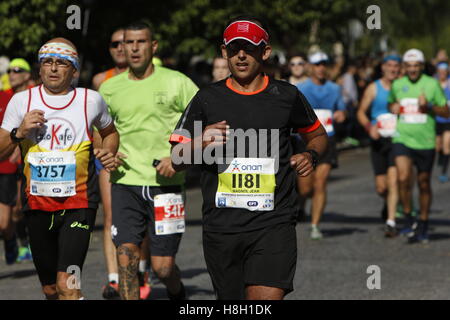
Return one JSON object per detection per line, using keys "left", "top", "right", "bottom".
{"left": 218, "top": 197, "right": 227, "bottom": 207}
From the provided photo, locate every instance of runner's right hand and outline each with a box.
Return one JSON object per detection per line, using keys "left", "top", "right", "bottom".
{"left": 369, "top": 124, "right": 380, "bottom": 140}
{"left": 202, "top": 120, "right": 229, "bottom": 149}
{"left": 390, "top": 102, "right": 401, "bottom": 115}
{"left": 17, "top": 110, "right": 47, "bottom": 139}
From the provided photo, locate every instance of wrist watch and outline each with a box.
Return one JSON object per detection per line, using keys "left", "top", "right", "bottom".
{"left": 10, "top": 128, "right": 24, "bottom": 143}
{"left": 305, "top": 149, "right": 319, "bottom": 169}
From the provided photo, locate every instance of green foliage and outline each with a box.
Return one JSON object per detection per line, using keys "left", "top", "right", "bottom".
{"left": 0, "top": 0, "right": 69, "bottom": 58}
{"left": 2, "top": 0, "right": 450, "bottom": 66}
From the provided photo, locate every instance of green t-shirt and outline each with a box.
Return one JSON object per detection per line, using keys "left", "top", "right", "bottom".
{"left": 99, "top": 65, "right": 198, "bottom": 186}
{"left": 388, "top": 74, "right": 446, "bottom": 149}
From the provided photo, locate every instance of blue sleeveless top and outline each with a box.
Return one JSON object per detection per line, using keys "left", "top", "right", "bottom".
{"left": 370, "top": 80, "right": 390, "bottom": 124}
{"left": 436, "top": 80, "right": 450, "bottom": 124}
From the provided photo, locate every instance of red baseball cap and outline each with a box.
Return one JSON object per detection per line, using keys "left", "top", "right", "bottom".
{"left": 223, "top": 20, "right": 269, "bottom": 46}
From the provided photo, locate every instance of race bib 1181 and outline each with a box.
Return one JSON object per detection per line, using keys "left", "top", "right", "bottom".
{"left": 215, "top": 158, "right": 276, "bottom": 211}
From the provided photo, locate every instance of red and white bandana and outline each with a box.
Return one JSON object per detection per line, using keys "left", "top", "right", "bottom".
{"left": 223, "top": 20, "right": 269, "bottom": 46}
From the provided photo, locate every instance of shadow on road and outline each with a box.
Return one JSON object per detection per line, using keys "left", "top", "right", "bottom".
{"left": 429, "top": 233, "right": 450, "bottom": 242}
{"left": 321, "top": 227, "right": 368, "bottom": 238}
{"left": 0, "top": 268, "right": 36, "bottom": 280}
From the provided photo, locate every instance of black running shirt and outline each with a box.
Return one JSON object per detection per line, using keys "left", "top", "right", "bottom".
{"left": 170, "top": 76, "right": 321, "bottom": 233}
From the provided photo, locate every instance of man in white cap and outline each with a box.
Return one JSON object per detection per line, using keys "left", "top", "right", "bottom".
{"left": 389, "top": 48, "right": 449, "bottom": 243}
{"left": 296, "top": 51, "right": 346, "bottom": 240}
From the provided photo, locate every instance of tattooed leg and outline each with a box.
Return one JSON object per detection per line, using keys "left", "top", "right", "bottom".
{"left": 117, "top": 244, "right": 140, "bottom": 300}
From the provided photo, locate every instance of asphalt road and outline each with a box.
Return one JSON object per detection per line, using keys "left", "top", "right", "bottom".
{"left": 1, "top": 147, "right": 450, "bottom": 300}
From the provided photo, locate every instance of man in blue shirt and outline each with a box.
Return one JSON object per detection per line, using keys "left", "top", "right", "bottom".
{"left": 435, "top": 62, "right": 450, "bottom": 183}
{"left": 296, "top": 52, "right": 346, "bottom": 239}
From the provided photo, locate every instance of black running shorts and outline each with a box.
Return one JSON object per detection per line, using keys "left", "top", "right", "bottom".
{"left": 203, "top": 222, "right": 297, "bottom": 300}
{"left": 370, "top": 138, "right": 395, "bottom": 176}
{"left": 25, "top": 208, "right": 96, "bottom": 286}
{"left": 0, "top": 173, "right": 18, "bottom": 206}
{"left": 111, "top": 183, "right": 183, "bottom": 256}
{"left": 392, "top": 143, "right": 435, "bottom": 173}
{"left": 436, "top": 122, "right": 450, "bottom": 135}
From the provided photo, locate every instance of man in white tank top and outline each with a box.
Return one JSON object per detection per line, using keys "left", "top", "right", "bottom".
{"left": 0, "top": 38, "right": 119, "bottom": 300}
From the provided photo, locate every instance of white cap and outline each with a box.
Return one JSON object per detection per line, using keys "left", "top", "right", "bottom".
{"left": 403, "top": 49, "right": 425, "bottom": 63}
{"left": 309, "top": 52, "right": 329, "bottom": 64}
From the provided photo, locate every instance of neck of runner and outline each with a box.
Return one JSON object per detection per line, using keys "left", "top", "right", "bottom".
{"left": 13, "top": 82, "right": 29, "bottom": 94}
{"left": 311, "top": 76, "right": 326, "bottom": 85}
{"left": 380, "top": 77, "right": 392, "bottom": 90}
{"left": 229, "top": 73, "right": 266, "bottom": 93}
{"left": 129, "top": 62, "right": 154, "bottom": 81}
{"left": 115, "top": 65, "right": 128, "bottom": 74}
{"left": 290, "top": 75, "right": 307, "bottom": 84}
{"left": 408, "top": 73, "right": 422, "bottom": 84}
{"left": 43, "top": 84, "right": 72, "bottom": 96}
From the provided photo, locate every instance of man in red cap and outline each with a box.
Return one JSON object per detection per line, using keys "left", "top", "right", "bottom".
{"left": 170, "top": 15, "right": 327, "bottom": 300}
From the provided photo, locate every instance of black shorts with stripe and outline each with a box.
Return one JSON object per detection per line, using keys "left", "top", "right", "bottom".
{"left": 111, "top": 183, "right": 183, "bottom": 257}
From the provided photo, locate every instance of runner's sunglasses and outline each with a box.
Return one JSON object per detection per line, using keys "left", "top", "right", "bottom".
{"left": 7, "top": 67, "right": 27, "bottom": 74}
{"left": 226, "top": 41, "right": 264, "bottom": 54}
{"left": 110, "top": 41, "right": 123, "bottom": 48}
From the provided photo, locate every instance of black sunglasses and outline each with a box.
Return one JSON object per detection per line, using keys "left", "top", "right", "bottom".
{"left": 7, "top": 67, "right": 26, "bottom": 74}
{"left": 110, "top": 41, "right": 123, "bottom": 48}
{"left": 226, "top": 42, "right": 264, "bottom": 54}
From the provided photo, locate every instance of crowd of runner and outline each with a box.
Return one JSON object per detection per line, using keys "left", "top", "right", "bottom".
{"left": 0, "top": 14, "right": 449, "bottom": 300}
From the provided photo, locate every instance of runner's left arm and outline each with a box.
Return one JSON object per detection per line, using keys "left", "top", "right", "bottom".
{"left": 333, "top": 86, "right": 347, "bottom": 123}
{"left": 290, "top": 90, "right": 328, "bottom": 176}
{"left": 429, "top": 84, "right": 450, "bottom": 118}
{"left": 93, "top": 94, "right": 120, "bottom": 172}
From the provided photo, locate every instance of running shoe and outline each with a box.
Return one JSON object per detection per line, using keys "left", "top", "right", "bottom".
{"left": 310, "top": 225, "right": 323, "bottom": 240}
{"left": 384, "top": 224, "right": 398, "bottom": 238}
{"left": 102, "top": 281, "right": 120, "bottom": 300}
{"left": 138, "top": 271, "right": 152, "bottom": 300}
{"left": 16, "top": 246, "right": 32, "bottom": 263}
{"left": 399, "top": 215, "right": 417, "bottom": 237}
{"left": 167, "top": 281, "right": 186, "bottom": 300}
{"left": 4, "top": 237, "right": 18, "bottom": 265}
{"left": 438, "top": 175, "right": 449, "bottom": 183}
{"left": 408, "top": 220, "right": 429, "bottom": 244}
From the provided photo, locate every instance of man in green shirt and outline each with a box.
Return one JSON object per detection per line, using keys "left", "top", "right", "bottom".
{"left": 100, "top": 21, "right": 198, "bottom": 300}
{"left": 389, "top": 49, "right": 449, "bottom": 243}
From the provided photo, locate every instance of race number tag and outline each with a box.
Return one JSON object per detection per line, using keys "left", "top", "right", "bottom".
{"left": 376, "top": 113, "right": 397, "bottom": 138}
{"left": 314, "top": 109, "right": 333, "bottom": 133}
{"left": 27, "top": 151, "right": 76, "bottom": 197}
{"left": 399, "top": 98, "right": 427, "bottom": 124}
{"left": 154, "top": 193, "right": 185, "bottom": 235}
{"left": 215, "top": 158, "right": 276, "bottom": 211}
